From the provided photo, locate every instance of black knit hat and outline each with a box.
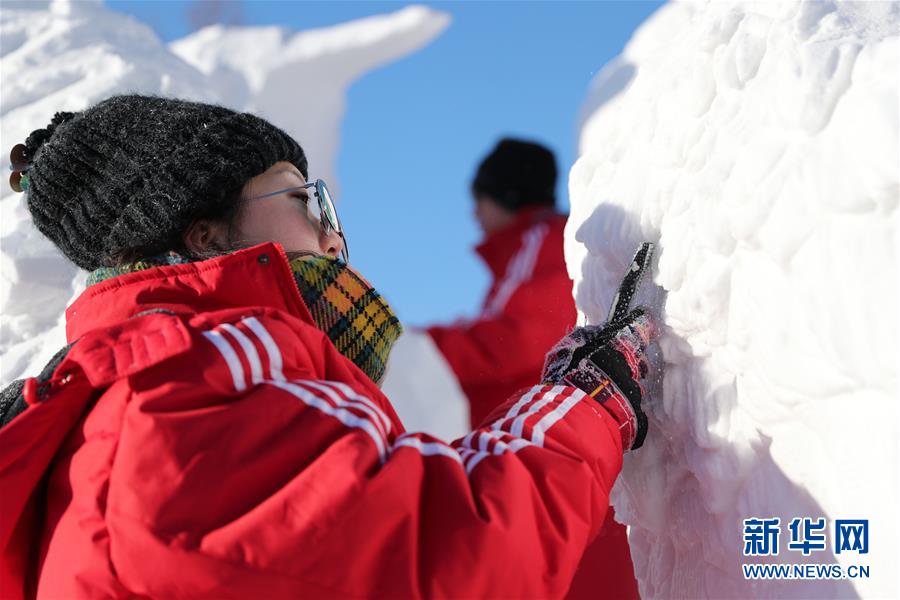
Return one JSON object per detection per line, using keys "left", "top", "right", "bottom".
{"left": 472, "top": 138, "right": 557, "bottom": 211}
{"left": 16, "top": 94, "right": 307, "bottom": 270}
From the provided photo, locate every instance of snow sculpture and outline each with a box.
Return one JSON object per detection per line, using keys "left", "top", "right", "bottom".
{"left": 0, "top": 1, "right": 449, "bottom": 385}
{"left": 570, "top": 1, "right": 898, "bottom": 598}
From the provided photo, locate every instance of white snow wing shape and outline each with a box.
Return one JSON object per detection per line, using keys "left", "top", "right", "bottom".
{"left": 0, "top": 1, "right": 449, "bottom": 387}
{"left": 570, "top": 1, "right": 898, "bottom": 598}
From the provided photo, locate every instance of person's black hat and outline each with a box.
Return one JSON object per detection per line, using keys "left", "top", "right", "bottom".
{"left": 12, "top": 94, "right": 307, "bottom": 270}
{"left": 472, "top": 138, "right": 557, "bottom": 211}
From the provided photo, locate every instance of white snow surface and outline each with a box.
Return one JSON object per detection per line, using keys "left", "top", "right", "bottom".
{"left": 0, "top": 0, "right": 448, "bottom": 386}
{"left": 571, "top": 1, "right": 898, "bottom": 598}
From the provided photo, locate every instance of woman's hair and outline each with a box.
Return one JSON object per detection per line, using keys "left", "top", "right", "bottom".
{"left": 112, "top": 186, "right": 247, "bottom": 266}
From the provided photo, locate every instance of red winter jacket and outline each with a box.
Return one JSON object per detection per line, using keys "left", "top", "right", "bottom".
{"left": 428, "top": 208, "right": 639, "bottom": 600}
{"left": 0, "top": 242, "right": 626, "bottom": 599}
{"left": 428, "top": 208, "right": 577, "bottom": 428}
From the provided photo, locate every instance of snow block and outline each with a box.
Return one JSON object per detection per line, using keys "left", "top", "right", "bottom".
{"left": 571, "top": 2, "right": 898, "bottom": 597}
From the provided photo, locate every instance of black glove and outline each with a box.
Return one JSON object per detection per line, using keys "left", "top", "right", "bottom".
{"left": 542, "top": 308, "right": 657, "bottom": 450}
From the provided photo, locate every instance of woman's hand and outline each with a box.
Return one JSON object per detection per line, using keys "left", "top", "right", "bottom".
{"left": 542, "top": 308, "right": 658, "bottom": 451}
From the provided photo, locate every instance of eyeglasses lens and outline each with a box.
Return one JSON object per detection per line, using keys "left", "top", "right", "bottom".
{"left": 306, "top": 186, "right": 323, "bottom": 224}
{"left": 317, "top": 181, "right": 341, "bottom": 234}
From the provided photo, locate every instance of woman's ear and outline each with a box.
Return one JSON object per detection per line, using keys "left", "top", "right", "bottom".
{"left": 183, "top": 219, "right": 229, "bottom": 255}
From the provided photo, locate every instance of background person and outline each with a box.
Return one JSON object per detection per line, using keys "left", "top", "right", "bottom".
{"left": 427, "top": 138, "right": 640, "bottom": 599}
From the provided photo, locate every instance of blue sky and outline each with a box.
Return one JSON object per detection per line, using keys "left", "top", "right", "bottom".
{"left": 107, "top": 1, "right": 663, "bottom": 326}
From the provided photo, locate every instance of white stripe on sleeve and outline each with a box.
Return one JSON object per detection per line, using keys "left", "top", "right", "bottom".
{"left": 319, "top": 380, "right": 392, "bottom": 435}
{"left": 492, "top": 385, "right": 546, "bottom": 429}
{"left": 465, "top": 451, "right": 490, "bottom": 475}
{"left": 242, "top": 316, "right": 285, "bottom": 381}
{"left": 268, "top": 379, "right": 387, "bottom": 462}
{"left": 530, "top": 388, "right": 586, "bottom": 447}
{"left": 392, "top": 435, "right": 464, "bottom": 465}
{"left": 299, "top": 380, "right": 391, "bottom": 440}
{"left": 202, "top": 329, "right": 246, "bottom": 392}
{"left": 509, "top": 386, "right": 566, "bottom": 439}
{"left": 220, "top": 323, "right": 263, "bottom": 385}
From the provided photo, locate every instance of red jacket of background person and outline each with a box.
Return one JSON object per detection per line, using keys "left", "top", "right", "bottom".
{"left": 428, "top": 207, "right": 640, "bottom": 600}
{"left": 428, "top": 206, "right": 576, "bottom": 428}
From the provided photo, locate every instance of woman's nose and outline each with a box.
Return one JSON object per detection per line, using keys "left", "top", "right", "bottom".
{"left": 322, "top": 228, "right": 345, "bottom": 259}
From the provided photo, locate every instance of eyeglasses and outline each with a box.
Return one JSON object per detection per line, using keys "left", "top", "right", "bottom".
{"left": 249, "top": 179, "right": 349, "bottom": 263}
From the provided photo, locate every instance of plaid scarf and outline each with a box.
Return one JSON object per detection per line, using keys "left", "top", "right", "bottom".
{"left": 289, "top": 255, "right": 402, "bottom": 384}
{"left": 85, "top": 252, "right": 192, "bottom": 287}
{"left": 87, "top": 252, "right": 402, "bottom": 384}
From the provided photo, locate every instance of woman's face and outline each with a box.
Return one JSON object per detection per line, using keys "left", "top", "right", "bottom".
{"left": 232, "top": 161, "right": 345, "bottom": 258}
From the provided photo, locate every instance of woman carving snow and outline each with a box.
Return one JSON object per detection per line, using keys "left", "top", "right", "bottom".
{"left": 0, "top": 95, "right": 657, "bottom": 599}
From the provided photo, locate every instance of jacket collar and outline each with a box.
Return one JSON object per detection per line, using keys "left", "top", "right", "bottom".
{"left": 475, "top": 206, "right": 555, "bottom": 278}
{"left": 66, "top": 242, "right": 314, "bottom": 342}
